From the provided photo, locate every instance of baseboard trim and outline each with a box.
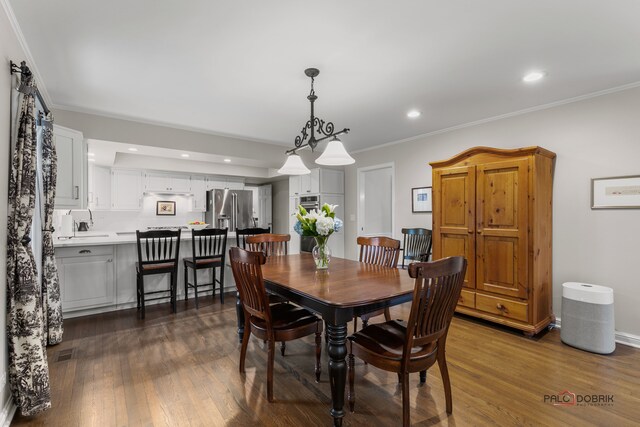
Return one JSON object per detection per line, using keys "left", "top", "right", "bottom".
{"left": 552, "top": 318, "right": 640, "bottom": 349}
{"left": 0, "top": 395, "right": 16, "bottom": 427}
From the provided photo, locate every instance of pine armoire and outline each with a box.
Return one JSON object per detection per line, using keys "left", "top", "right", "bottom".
{"left": 430, "top": 146, "right": 555, "bottom": 336}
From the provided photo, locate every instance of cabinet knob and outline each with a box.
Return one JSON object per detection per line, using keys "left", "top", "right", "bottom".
{"left": 496, "top": 303, "right": 508, "bottom": 313}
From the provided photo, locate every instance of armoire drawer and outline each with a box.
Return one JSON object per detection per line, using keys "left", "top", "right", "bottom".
{"left": 476, "top": 293, "right": 528, "bottom": 323}
{"left": 457, "top": 289, "right": 475, "bottom": 309}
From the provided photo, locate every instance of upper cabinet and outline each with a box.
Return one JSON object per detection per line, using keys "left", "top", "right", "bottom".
{"left": 54, "top": 125, "right": 86, "bottom": 209}
{"left": 289, "top": 168, "right": 343, "bottom": 196}
{"left": 111, "top": 169, "right": 142, "bottom": 210}
{"left": 88, "top": 165, "right": 111, "bottom": 210}
{"left": 206, "top": 178, "right": 244, "bottom": 191}
{"left": 144, "top": 172, "right": 191, "bottom": 192}
{"left": 190, "top": 175, "right": 207, "bottom": 212}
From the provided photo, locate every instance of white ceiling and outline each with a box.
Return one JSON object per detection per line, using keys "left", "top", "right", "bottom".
{"left": 9, "top": 0, "right": 640, "bottom": 151}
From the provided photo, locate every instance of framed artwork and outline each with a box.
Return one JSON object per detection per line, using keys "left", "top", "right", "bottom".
{"left": 592, "top": 175, "right": 640, "bottom": 209}
{"left": 412, "top": 187, "right": 432, "bottom": 213}
{"left": 156, "top": 201, "right": 176, "bottom": 215}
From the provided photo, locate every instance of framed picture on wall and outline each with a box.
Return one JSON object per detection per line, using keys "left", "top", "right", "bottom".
{"left": 592, "top": 175, "right": 640, "bottom": 209}
{"left": 412, "top": 187, "right": 432, "bottom": 213}
{"left": 156, "top": 201, "right": 176, "bottom": 216}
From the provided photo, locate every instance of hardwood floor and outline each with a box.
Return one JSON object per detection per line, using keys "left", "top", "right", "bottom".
{"left": 12, "top": 294, "right": 640, "bottom": 426}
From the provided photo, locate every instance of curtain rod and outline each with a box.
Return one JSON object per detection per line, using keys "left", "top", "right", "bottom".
{"left": 9, "top": 60, "right": 51, "bottom": 115}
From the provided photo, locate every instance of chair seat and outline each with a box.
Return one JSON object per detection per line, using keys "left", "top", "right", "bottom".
{"left": 184, "top": 256, "right": 223, "bottom": 266}
{"left": 350, "top": 320, "right": 436, "bottom": 361}
{"left": 251, "top": 303, "right": 320, "bottom": 332}
{"left": 136, "top": 261, "right": 176, "bottom": 272}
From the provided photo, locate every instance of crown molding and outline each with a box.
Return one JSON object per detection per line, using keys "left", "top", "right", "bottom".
{"left": 1, "top": 0, "right": 53, "bottom": 106}
{"left": 353, "top": 80, "right": 640, "bottom": 155}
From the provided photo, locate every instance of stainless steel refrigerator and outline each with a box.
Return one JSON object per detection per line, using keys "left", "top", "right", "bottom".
{"left": 205, "top": 189, "right": 254, "bottom": 231}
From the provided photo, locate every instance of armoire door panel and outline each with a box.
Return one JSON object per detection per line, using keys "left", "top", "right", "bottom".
{"left": 476, "top": 159, "right": 529, "bottom": 299}
{"left": 441, "top": 233, "right": 475, "bottom": 288}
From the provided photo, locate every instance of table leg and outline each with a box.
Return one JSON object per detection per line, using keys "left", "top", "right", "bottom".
{"left": 327, "top": 323, "right": 347, "bottom": 426}
{"left": 236, "top": 291, "right": 244, "bottom": 342}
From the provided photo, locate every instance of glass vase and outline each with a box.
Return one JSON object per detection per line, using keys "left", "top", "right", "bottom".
{"left": 312, "top": 236, "right": 331, "bottom": 270}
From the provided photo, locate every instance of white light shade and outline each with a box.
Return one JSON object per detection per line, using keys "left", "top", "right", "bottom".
{"left": 277, "top": 154, "right": 311, "bottom": 175}
{"left": 315, "top": 138, "right": 355, "bottom": 165}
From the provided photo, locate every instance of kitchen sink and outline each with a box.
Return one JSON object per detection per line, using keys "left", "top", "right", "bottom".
{"left": 60, "top": 234, "right": 110, "bottom": 239}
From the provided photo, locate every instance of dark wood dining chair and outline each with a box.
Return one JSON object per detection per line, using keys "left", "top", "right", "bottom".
{"left": 401, "top": 228, "right": 433, "bottom": 269}
{"left": 347, "top": 256, "right": 467, "bottom": 426}
{"left": 135, "top": 229, "right": 181, "bottom": 319}
{"left": 235, "top": 227, "right": 271, "bottom": 249}
{"left": 354, "top": 236, "right": 401, "bottom": 332}
{"left": 246, "top": 233, "right": 290, "bottom": 257}
{"left": 235, "top": 227, "right": 271, "bottom": 339}
{"left": 183, "top": 228, "right": 228, "bottom": 308}
{"left": 229, "top": 247, "right": 323, "bottom": 402}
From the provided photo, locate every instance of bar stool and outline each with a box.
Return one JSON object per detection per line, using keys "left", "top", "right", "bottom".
{"left": 136, "top": 229, "right": 181, "bottom": 319}
{"left": 183, "top": 228, "right": 228, "bottom": 308}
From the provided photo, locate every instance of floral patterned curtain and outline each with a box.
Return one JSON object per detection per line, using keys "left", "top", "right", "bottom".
{"left": 40, "top": 114, "right": 63, "bottom": 345}
{"left": 6, "top": 76, "right": 52, "bottom": 415}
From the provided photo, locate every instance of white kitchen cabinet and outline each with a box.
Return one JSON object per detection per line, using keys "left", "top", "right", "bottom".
{"left": 299, "top": 169, "right": 320, "bottom": 194}
{"left": 56, "top": 245, "right": 115, "bottom": 312}
{"left": 88, "top": 164, "right": 111, "bottom": 210}
{"left": 258, "top": 185, "right": 272, "bottom": 229}
{"left": 289, "top": 196, "right": 300, "bottom": 254}
{"left": 289, "top": 175, "right": 301, "bottom": 196}
{"left": 320, "top": 168, "right": 344, "bottom": 194}
{"left": 320, "top": 194, "right": 345, "bottom": 258}
{"left": 111, "top": 169, "right": 142, "bottom": 210}
{"left": 190, "top": 175, "right": 207, "bottom": 212}
{"left": 144, "top": 172, "right": 191, "bottom": 192}
{"left": 54, "top": 125, "right": 86, "bottom": 209}
{"left": 206, "top": 177, "right": 244, "bottom": 190}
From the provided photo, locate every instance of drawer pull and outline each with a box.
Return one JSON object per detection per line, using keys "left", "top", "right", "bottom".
{"left": 79, "top": 249, "right": 92, "bottom": 254}
{"left": 496, "top": 303, "right": 509, "bottom": 313}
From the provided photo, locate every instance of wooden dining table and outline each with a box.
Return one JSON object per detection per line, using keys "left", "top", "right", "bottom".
{"left": 258, "top": 253, "right": 417, "bottom": 426}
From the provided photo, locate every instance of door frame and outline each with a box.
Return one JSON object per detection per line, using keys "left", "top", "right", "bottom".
{"left": 357, "top": 162, "right": 395, "bottom": 243}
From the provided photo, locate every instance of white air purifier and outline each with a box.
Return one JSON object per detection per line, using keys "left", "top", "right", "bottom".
{"left": 560, "top": 282, "right": 615, "bottom": 354}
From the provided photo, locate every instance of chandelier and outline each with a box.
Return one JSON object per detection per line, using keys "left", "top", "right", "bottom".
{"left": 277, "top": 68, "right": 354, "bottom": 175}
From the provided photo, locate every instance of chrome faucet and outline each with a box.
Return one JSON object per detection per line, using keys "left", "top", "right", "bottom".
{"left": 67, "top": 208, "right": 94, "bottom": 227}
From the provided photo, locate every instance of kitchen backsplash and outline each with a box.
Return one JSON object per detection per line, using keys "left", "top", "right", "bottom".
{"left": 54, "top": 194, "right": 204, "bottom": 232}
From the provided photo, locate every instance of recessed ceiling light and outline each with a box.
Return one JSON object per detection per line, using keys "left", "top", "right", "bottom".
{"left": 87, "top": 152, "right": 95, "bottom": 157}
{"left": 223, "top": 158, "right": 231, "bottom": 163}
{"left": 128, "top": 147, "right": 138, "bottom": 152}
{"left": 181, "top": 153, "right": 190, "bottom": 158}
{"left": 88, "top": 158, "right": 95, "bottom": 162}
{"left": 407, "top": 110, "right": 421, "bottom": 118}
{"left": 523, "top": 71, "right": 545, "bottom": 83}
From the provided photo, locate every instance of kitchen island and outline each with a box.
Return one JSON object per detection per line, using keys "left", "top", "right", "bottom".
{"left": 54, "top": 230, "right": 238, "bottom": 317}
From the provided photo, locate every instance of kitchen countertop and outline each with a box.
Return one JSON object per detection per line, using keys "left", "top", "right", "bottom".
{"left": 53, "top": 230, "right": 238, "bottom": 248}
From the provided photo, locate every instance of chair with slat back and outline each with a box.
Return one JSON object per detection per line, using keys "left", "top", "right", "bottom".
{"left": 135, "top": 229, "right": 182, "bottom": 319}
{"left": 235, "top": 227, "right": 271, "bottom": 249}
{"left": 347, "top": 256, "right": 467, "bottom": 426}
{"left": 183, "top": 228, "right": 228, "bottom": 308}
{"left": 400, "top": 228, "right": 433, "bottom": 269}
{"left": 246, "top": 233, "right": 290, "bottom": 257}
{"left": 229, "top": 247, "right": 323, "bottom": 402}
{"left": 354, "top": 236, "right": 401, "bottom": 332}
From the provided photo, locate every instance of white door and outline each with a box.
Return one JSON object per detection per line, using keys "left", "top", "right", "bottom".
{"left": 111, "top": 169, "right": 142, "bottom": 210}
{"left": 170, "top": 174, "right": 191, "bottom": 192}
{"left": 54, "top": 125, "right": 84, "bottom": 208}
{"left": 190, "top": 175, "right": 207, "bottom": 211}
{"left": 357, "top": 163, "right": 394, "bottom": 238}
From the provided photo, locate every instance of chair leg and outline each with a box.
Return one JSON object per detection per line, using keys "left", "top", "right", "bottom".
{"left": 401, "top": 372, "right": 410, "bottom": 427}
{"left": 212, "top": 266, "right": 217, "bottom": 301}
{"left": 267, "top": 339, "right": 275, "bottom": 402}
{"left": 193, "top": 267, "right": 199, "bottom": 309}
{"left": 184, "top": 263, "right": 189, "bottom": 302}
{"left": 136, "top": 273, "right": 141, "bottom": 310}
{"left": 171, "top": 272, "right": 177, "bottom": 313}
{"left": 219, "top": 264, "right": 225, "bottom": 304}
{"left": 314, "top": 328, "right": 322, "bottom": 382}
{"left": 384, "top": 307, "right": 391, "bottom": 322}
{"left": 437, "top": 343, "right": 453, "bottom": 414}
{"left": 140, "top": 275, "right": 146, "bottom": 319}
{"left": 347, "top": 353, "right": 355, "bottom": 412}
{"left": 353, "top": 316, "right": 358, "bottom": 333}
{"left": 239, "top": 318, "right": 251, "bottom": 374}
{"left": 362, "top": 318, "right": 369, "bottom": 329}
{"left": 420, "top": 370, "right": 427, "bottom": 384}
{"left": 280, "top": 342, "right": 286, "bottom": 357}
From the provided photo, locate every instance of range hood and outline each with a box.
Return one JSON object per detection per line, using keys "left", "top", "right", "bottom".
{"left": 143, "top": 190, "right": 194, "bottom": 196}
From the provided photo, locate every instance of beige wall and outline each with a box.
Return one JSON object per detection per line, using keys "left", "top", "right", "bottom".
{"left": 344, "top": 86, "right": 640, "bottom": 337}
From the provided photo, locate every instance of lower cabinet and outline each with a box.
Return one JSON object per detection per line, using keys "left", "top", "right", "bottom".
{"left": 56, "top": 245, "right": 115, "bottom": 312}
